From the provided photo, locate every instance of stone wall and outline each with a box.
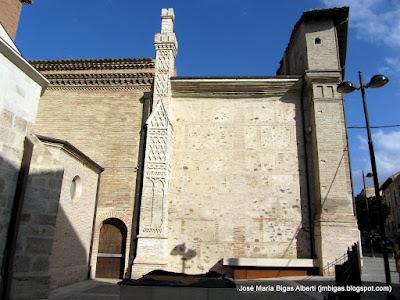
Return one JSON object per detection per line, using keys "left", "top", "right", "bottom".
{"left": 165, "top": 78, "right": 311, "bottom": 274}
{"left": 0, "top": 108, "right": 29, "bottom": 294}
{"left": 0, "top": 28, "right": 47, "bottom": 295}
{"left": 9, "top": 135, "right": 64, "bottom": 300}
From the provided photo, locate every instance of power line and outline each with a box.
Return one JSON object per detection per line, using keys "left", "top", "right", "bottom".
{"left": 347, "top": 125, "right": 400, "bottom": 129}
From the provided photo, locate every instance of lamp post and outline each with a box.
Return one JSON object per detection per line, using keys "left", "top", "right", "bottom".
{"left": 337, "top": 71, "right": 390, "bottom": 285}
{"left": 362, "top": 171, "right": 374, "bottom": 256}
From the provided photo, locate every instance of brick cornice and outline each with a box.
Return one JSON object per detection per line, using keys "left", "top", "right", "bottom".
{"left": 29, "top": 57, "right": 155, "bottom": 72}
{"left": 171, "top": 77, "right": 302, "bottom": 98}
{"left": 42, "top": 72, "right": 154, "bottom": 86}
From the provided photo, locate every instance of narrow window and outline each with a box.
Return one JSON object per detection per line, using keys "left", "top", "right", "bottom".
{"left": 315, "top": 38, "right": 321, "bottom": 45}
{"left": 70, "top": 175, "right": 82, "bottom": 202}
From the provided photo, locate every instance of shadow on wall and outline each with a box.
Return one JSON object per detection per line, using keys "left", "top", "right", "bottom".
{"left": 126, "top": 92, "right": 152, "bottom": 278}
{"left": 48, "top": 205, "right": 91, "bottom": 290}
{"left": 0, "top": 138, "right": 93, "bottom": 299}
{"left": 170, "top": 243, "right": 197, "bottom": 273}
{"left": 279, "top": 84, "right": 313, "bottom": 259}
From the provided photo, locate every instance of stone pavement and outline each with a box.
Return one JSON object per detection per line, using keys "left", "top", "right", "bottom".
{"left": 48, "top": 279, "right": 120, "bottom": 300}
{"left": 362, "top": 256, "right": 399, "bottom": 283}
{"left": 46, "top": 258, "right": 400, "bottom": 300}
{"left": 361, "top": 256, "right": 400, "bottom": 299}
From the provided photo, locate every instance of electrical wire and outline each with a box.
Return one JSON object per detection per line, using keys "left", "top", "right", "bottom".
{"left": 347, "top": 125, "right": 400, "bottom": 129}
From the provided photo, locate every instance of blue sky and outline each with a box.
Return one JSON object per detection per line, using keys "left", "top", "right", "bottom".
{"left": 16, "top": 0, "right": 400, "bottom": 194}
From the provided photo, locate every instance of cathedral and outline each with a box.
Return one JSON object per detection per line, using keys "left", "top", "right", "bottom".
{"left": 0, "top": 2, "right": 359, "bottom": 299}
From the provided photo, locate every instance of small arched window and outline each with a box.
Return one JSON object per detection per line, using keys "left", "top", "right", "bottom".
{"left": 70, "top": 175, "right": 82, "bottom": 202}
{"left": 315, "top": 37, "right": 321, "bottom": 45}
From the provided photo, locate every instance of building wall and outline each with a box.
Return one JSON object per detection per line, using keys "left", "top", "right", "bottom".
{"left": 382, "top": 175, "right": 400, "bottom": 239}
{"left": 282, "top": 24, "right": 308, "bottom": 75}
{"left": 304, "top": 20, "right": 340, "bottom": 71}
{"left": 166, "top": 80, "right": 310, "bottom": 274}
{"left": 279, "top": 8, "right": 358, "bottom": 273}
{"left": 0, "top": 32, "right": 46, "bottom": 292}
{"left": 9, "top": 135, "right": 64, "bottom": 300}
{"left": 44, "top": 145, "right": 99, "bottom": 290}
{"left": 0, "top": 0, "right": 23, "bottom": 40}
{"left": 33, "top": 85, "right": 151, "bottom": 277}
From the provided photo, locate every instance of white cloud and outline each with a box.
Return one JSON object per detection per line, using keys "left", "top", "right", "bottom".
{"left": 321, "top": 0, "right": 400, "bottom": 48}
{"left": 379, "top": 57, "right": 400, "bottom": 75}
{"left": 357, "top": 129, "right": 400, "bottom": 180}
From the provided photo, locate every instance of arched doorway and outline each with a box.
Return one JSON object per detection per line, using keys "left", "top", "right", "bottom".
{"left": 96, "top": 218, "right": 127, "bottom": 278}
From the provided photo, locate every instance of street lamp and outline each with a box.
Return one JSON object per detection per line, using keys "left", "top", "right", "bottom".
{"left": 337, "top": 72, "right": 390, "bottom": 285}
{"left": 362, "top": 171, "right": 374, "bottom": 256}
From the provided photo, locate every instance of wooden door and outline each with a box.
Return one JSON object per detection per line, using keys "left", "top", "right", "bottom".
{"left": 96, "top": 219, "right": 126, "bottom": 278}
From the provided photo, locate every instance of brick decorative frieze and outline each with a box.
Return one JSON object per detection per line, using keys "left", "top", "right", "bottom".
{"left": 152, "top": 8, "right": 178, "bottom": 110}
{"left": 42, "top": 73, "right": 153, "bottom": 86}
{"left": 29, "top": 58, "right": 155, "bottom": 72}
{"left": 138, "top": 101, "right": 172, "bottom": 237}
{"left": 28, "top": 58, "right": 155, "bottom": 88}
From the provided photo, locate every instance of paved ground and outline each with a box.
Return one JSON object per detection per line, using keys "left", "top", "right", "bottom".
{"left": 47, "top": 257, "right": 400, "bottom": 300}
{"left": 362, "top": 255, "right": 399, "bottom": 284}
{"left": 360, "top": 256, "right": 400, "bottom": 299}
{"left": 48, "top": 279, "right": 120, "bottom": 300}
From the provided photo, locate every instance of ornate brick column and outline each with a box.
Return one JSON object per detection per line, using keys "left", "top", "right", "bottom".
{"left": 132, "top": 8, "right": 177, "bottom": 278}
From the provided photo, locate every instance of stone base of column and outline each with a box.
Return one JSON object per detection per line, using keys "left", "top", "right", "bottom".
{"left": 131, "top": 236, "right": 168, "bottom": 279}
{"left": 314, "top": 213, "right": 359, "bottom": 275}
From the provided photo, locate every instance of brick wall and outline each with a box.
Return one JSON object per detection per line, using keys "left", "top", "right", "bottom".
{"left": 9, "top": 135, "right": 64, "bottom": 300}
{"left": 33, "top": 86, "right": 150, "bottom": 277}
{"left": 0, "top": 0, "right": 23, "bottom": 40}
{"left": 44, "top": 144, "right": 100, "bottom": 290}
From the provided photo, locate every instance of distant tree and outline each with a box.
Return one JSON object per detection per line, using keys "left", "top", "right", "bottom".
{"left": 355, "top": 194, "right": 389, "bottom": 232}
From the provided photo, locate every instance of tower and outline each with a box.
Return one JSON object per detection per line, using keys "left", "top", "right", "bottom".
{"left": 132, "top": 8, "right": 178, "bottom": 278}
{"left": 278, "top": 7, "right": 359, "bottom": 274}
{"left": 0, "top": 0, "right": 32, "bottom": 40}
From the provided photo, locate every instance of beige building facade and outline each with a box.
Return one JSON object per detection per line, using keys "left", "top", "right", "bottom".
{"left": 30, "top": 6, "right": 358, "bottom": 281}
{"left": 0, "top": 4, "right": 360, "bottom": 297}
{"left": 132, "top": 7, "right": 359, "bottom": 278}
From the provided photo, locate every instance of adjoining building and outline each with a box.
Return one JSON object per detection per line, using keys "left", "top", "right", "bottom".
{"left": 0, "top": 2, "right": 103, "bottom": 299}
{"left": 0, "top": 3, "right": 360, "bottom": 298}
{"left": 381, "top": 172, "right": 400, "bottom": 239}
